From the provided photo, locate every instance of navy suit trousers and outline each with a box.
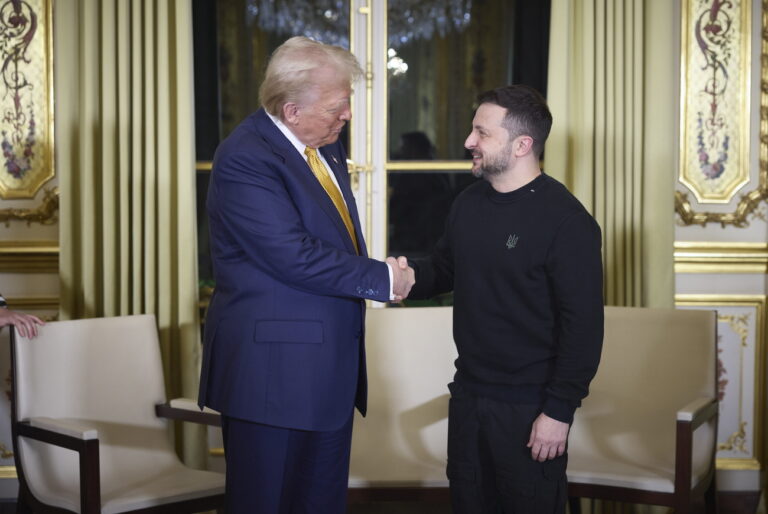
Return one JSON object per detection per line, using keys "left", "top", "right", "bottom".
{"left": 221, "top": 413, "right": 354, "bottom": 514}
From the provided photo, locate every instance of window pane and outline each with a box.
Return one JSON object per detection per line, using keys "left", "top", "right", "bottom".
{"left": 387, "top": 0, "right": 550, "bottom": 161}
{"left": 216, "top": 0, "right": 351, "bottom": 144}
{"left": 388, "top": 170, "right": 478, "bottom": 257}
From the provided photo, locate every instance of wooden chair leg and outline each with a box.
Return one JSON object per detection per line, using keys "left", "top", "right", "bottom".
{"left": 15, "top": 488, "right": 33, "bottom": 514}
{"left": 567, "top": 496, "right": 582, "bottom": 514}
{"left": 704, "top": 476, "right": 718, "bottom": 514}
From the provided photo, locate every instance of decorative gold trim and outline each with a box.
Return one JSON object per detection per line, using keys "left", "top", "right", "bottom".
{"left": 0, "top": 466, "right": 17, "bottom": 479}
{"left": 675, "top": 1, "right": 768, "bottom": 225}
{"left": 0, "top": 187, "right": 59, "bottom": 226}
{"left": 679, "top": 0, "right": 751, "bottom": 203}
{"left": 675, "top": 295, "right": 766, "bottom": 470}
{"left": 0, "top": 0, "right": 55, "bottom": 199}
{"left": 4, "top": 296, "right": 59, "bottom": 312}
{"left": 364, "top": 0, "right": 373, "bottom": 251}
{"left": 716, "top": 458, "right": 762, "bottom": 470}
{"left": 346, "top": 159, "right": 371, "bottom": 191}
{"left": 674, "top": 242, "right": 768, "bottom": 273}
{"left": 209, "top": 447, "right": 224, "bottom": 457}
{"left": 718, "top": 421, "right": 749, "bottom": 453}
{"left": 675, "top": 189, "right": 767, "bottom": 227}
{"left": 196, "top": 161, "right": 212, "bottom": 171}
{"left": 0, "top": 241, "right": 58, "bottom": 273}
{"left": 386, "top": 161, "right": 472, "bottom": 171}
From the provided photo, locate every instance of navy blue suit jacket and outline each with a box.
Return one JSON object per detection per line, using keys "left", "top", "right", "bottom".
{"left": 198, "top": 109, "right": 389, "bottom": 431}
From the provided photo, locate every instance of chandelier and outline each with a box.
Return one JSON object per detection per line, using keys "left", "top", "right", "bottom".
{"left": 245, "top": 0, "right": 473, "bottom": 49}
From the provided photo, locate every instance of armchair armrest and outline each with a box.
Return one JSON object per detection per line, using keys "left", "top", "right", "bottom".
{"left": 674, "top": 397, "right": 718, "bottom": 496}
{"left": 14, "top": 419, "right": 101, "bottom": 512}
{"left": 156, "top": 398, "right": 221, "bottom": 427}
{"left": 677, "top": 397, "right": 718, "bottom": 429}
{"left": 28, "top": 417, "right": 99, "bottom": 440}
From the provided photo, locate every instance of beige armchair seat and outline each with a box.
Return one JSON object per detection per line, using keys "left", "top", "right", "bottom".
{"left": 11, "top": 315, "right": 225, "bottom": 514}
{"left": 567, "top": 306, "right": 718, "bottom": 512}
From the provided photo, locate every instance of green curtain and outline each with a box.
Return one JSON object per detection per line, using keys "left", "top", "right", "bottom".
{"left": 547, "top": 0, "right": 674, "bottom": 309}
{"left": 548, "top": 1, "right": 675, "bottom": 511}
{"left": 56, "top": 0, "right": 204, "bottom": 467}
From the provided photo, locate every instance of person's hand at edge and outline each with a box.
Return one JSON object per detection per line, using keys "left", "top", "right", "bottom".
{"left": 0, "top": 308, "right": 45, "bottom": 338}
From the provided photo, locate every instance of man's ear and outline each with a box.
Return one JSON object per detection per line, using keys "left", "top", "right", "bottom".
{"left": 514, "top": 135, "right": 534, "bottom": 157}
{"left": 283, "top": 103, "right": 300, "bottom": 125}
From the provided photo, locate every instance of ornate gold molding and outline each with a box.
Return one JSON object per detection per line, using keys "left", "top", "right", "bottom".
{"left": 716, "top": 457, "right": 762, "bottom": 470}
{"left": 675, "top": 1, "right": 768, "bottom": 225}
{"left": 4, "top": 296, "right": 59, "bottom": 312}
{"left": 718, "top": 421, "right": 749, "bottom": 453}
{"left": 675, "top": 189, "right": 768, "bottom": 227}
{"left": 674, "top": 241, "right": 768, "bottom": 273}
{"left": 0, "top": 466, "right": 17, "bottom": 479}
{"left": 675, "top": 294, "right": 766, "bottom": 470}
{"left": 0, "top": 187, "right": 59, "bottom": 226}
{"left": 0, "top": 241, "right": 58, "bottom": 273}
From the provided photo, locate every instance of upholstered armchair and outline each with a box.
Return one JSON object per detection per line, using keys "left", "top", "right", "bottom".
{"left": 567, "top": 306, "right": 718, "bottom": 513}
{"left": 10, "top": 315, "right": 225, "bottom": 514}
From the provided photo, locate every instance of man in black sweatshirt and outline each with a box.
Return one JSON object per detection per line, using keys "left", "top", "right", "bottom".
{"left": 398, "top": 85, "right": 604, "bottom": 513}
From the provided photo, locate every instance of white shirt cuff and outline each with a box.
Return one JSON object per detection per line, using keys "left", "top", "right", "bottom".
{"left": 386, "top": 262, "right": 395, "bottom": 301}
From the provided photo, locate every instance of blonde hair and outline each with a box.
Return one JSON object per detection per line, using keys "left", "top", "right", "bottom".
{"left": 259, "top": 36, "right": 363, "bottom": 118}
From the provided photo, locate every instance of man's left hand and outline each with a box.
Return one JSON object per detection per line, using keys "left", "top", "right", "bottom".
{"left": 527, "top": 413, "right": 569, "bottom": 462}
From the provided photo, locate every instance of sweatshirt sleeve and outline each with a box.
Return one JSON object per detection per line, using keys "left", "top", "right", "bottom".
{"left": 408, "top": 206, "right": 456, "bottom": 300}
{"left": 542, "top": 210, "right": 604, "bottom": 424}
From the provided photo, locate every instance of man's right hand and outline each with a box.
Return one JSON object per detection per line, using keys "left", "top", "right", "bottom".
{"left": 387, "top": 256, "right": 415, "bottom": 301}
{"left": 0, "top": 308, "right": 45, "bottom": 338}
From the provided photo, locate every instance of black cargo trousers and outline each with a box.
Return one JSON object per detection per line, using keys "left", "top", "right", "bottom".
{"left": 446, "top": 381, "right": 568, "bottom": 514}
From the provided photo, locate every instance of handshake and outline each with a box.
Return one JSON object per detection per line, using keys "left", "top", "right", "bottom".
{"left": 386, "top": 256, "right": 415, "bottom": 302}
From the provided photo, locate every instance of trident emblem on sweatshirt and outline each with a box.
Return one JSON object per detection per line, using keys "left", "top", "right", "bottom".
{"left": 506, "top": 234, "right": 519, "bottom": 249}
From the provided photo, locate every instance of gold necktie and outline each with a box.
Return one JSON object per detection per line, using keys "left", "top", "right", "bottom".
{"left": 304, "top": 147, "right": 359, "bottom": 253}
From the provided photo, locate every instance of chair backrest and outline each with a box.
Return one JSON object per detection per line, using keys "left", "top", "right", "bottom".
{"left": 568, "top": 306, "right": 717, "bottom": 480}
{"left": 350, "top": 306, "right": 457, "bottom": 485}
{"left": 13, "top": 314, "right": 167, "bottom": 426}
{"left": 12, "top": 315, "right": 178, "bottom": 511}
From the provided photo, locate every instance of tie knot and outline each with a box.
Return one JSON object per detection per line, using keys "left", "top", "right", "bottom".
{"left": 304, "top": 147, "right": 318, "bottom": 158}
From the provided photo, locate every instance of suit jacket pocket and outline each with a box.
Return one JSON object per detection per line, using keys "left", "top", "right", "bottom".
{"left": 252, "top": 320, "right": 323, "bottom": 344}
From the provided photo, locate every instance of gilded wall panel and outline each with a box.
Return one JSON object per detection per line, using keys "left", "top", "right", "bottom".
{"left": 0, "top": 0, "right": 54, "bottom": 199}
{"left": 676, "top": 295, "right": 766, "bottom": 470}
{"left": 676, "top": 0, "right": 767, "bottom": 226}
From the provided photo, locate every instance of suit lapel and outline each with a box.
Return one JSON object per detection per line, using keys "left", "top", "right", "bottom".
{"left": 253, "top": 110, "right": 360, "bottom": 255}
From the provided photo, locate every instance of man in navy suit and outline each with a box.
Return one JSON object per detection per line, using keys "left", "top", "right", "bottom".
{"left": 198, "top": 37, "right": 415, "bottom": 513}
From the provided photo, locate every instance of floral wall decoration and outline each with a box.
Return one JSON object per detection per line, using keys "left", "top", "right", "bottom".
{"left": 0, "top": 0, "right": 53, "bottom": 199}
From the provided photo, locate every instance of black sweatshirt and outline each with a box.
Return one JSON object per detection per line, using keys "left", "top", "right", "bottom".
{"left": 410, "top": 173, "right": 604, "bottom": 424}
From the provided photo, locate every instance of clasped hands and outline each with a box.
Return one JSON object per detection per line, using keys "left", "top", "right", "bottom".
{"left": 386, "top": 256, "right": 414, "bottom": 302}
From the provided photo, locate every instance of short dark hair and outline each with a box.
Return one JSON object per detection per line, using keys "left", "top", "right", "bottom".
{"left": 476, "top": 85, "right": 552, "bottom": 158}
